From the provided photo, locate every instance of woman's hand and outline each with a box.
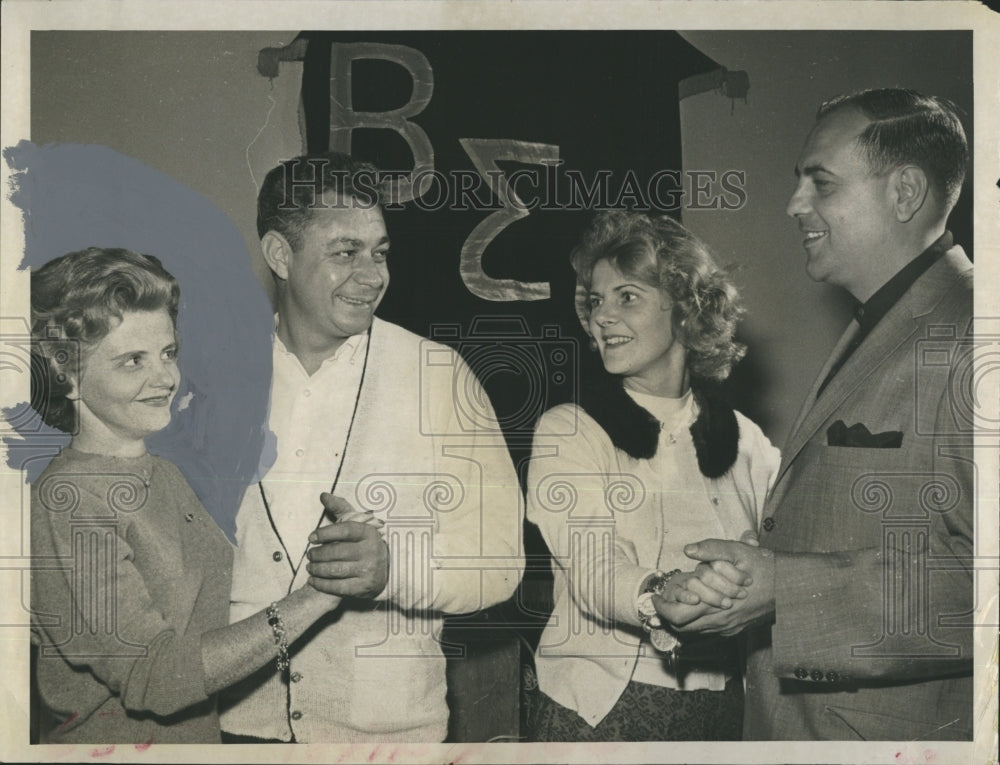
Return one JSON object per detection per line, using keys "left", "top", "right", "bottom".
{"left": 678, "top": 528, "right": 757, "bottom": 604}
{"left": 650, "top": 559, "right": 750, "bottom": 628}
{"left": 651, "top": 572, "right": 721, "bottom": 628}
{"left": 304, "top": 577, "right": 344, "bottom": 609}
{"left": 678, "top": 538, "right": 777, "bottom": 636}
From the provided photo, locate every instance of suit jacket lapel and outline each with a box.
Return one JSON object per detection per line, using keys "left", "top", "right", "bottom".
{"left": 785, "top": 318, "right": 860, "bottom": 443}
{"left": 779, "top": 310, "right": 914, "bottom": 481}
{"left": 774, "top": 247, "right": 972, "bottom": 488}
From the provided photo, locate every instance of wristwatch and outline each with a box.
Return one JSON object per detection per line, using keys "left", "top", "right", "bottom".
{"left": 636, "top": 569, "right": 682, "bottom": 664}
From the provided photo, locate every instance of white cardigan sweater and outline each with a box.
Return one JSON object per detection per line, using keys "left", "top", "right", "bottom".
{"left": 526, "top": 393, "right": 779, "bottom": 727}
{"left": 220, "top": 318, "right": 524, "bottom": 742}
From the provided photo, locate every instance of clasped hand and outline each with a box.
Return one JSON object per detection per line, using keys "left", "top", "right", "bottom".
{"left": 651, "top": 531, "right": 776, "bottom": 637}
{"left": 304, "top": 493, "right": 389, "bottom": 599}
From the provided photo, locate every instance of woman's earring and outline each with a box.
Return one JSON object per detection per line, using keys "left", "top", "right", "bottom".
{"left": 588, "top": 337, "right": 599, "bottom": 352}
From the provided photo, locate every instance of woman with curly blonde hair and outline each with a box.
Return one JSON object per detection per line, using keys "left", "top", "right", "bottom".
{"left": 525, "top": 211, "right": 780, "bottom": 740}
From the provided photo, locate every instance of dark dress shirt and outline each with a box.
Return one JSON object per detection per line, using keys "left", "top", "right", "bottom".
{"left": 816, "top": 231, "right": 953, "bottom": 397}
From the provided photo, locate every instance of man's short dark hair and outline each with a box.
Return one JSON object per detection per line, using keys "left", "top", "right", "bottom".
{"left": 256, "top": 152, "right": 383, "bottom": 248}
{"left": 818, "top": 88, "right": 968, "bottom": 211}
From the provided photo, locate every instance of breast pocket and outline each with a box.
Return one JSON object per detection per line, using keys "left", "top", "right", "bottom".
{"left": 770, "top": 442, "right": 934, "bottom": 551}
{"left": 792, "top": 441, "right": 914, "bottom": 498}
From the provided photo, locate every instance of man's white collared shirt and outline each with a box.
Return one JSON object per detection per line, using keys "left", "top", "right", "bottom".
{"left": 259, "top": 331, "right": 367, "bottom": 567}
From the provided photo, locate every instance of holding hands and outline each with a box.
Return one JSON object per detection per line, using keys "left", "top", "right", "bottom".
{"left": 652, "top": 530, "right": 776, "bottom": 637}
{"left": 305, "top": 493, "right": 390, "bottom": 599}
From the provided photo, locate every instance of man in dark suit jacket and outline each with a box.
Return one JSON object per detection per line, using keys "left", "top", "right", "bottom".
{"left": 662, "top": 89, "right": 975, "bottom": 740}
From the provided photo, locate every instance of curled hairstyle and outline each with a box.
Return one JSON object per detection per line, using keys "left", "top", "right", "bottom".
{"left": 571, "top": 211, "right": 745, "bottom": 382}
{"left": 819, "top": 88, "right": 968, "bottom": 210}
{"left": 257, "top": 151, "right": 384, "bottom": 250}
{"left": 30, "top": 247, "right": 180, "bottom": 433}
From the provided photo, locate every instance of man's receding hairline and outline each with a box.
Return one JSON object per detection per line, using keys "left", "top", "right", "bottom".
{"left": 809, "top": 106, "right": 882, "bottom": 176}
{"left": 814, "top": 103, "right": 871, "bottom": 134}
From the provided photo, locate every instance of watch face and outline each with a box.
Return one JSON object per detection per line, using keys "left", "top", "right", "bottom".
{"left": 650, "top": 628, "right": 679, "bottom": 654}
{"left": 637, "top": 592, "right": 658, "bottom": 618}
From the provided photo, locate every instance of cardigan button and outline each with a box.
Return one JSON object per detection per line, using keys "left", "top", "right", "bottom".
{"left": 290, "top": 671, "right": 303, "bottom": 683}
{"left": 794, "top": 667, "right": 808, "bottom": 679}
{"left": 810, "top": 669, "right": 824, "bottom": 682}
{"left": 272, "top": 551, "right": 284, "bottom": 562}
{"left": 762, "top": 517, "right": 775, "bottom": 532}
{"left": 291, "top": 710, "right": 303, "bottom": 721}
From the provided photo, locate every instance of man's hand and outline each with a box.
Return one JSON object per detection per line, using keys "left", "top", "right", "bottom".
{"left": 319, "top": 492, "right": 385, "bottom": 530}
{"left": 651, "top": 571, "right": 726, "bottom": 629}
{"left": 677, "top": 538, "right": 777, "bottom": 636}
{"left": 305, "top": 493, "right": 389, "bottom": 599}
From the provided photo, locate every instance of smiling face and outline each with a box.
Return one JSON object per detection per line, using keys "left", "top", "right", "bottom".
{"left": 274, "top": 202, "right": 390, "bottom": 359}
{"left": 72, "top": 309, "right": 180, "bottom": 457}
{"left": 786, "top": 107, "right": 897, "bottom": 300}
{"left": 587, "top": 259, "right": 687, "bottom": 397}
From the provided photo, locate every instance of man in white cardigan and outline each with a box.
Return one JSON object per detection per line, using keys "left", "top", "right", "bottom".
{"left": 219, "top": 152, "right": 524, "bottom": 743}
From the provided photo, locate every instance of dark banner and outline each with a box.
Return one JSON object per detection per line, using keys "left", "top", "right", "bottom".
{"left": 294, "top": 31, "right": 723, "bottom": 452}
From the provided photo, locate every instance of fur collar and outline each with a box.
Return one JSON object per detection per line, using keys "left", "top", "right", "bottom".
{"left": 577, "top": 374, "right": 739, "bottom": 478}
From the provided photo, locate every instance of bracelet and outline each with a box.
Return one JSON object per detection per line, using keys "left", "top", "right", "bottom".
{"left": 636, "top": 569, "right": 681, "bottom": 629}
{"left": 636, "top": 569, "right": 683, "bottom": 666}
{"left": 265, "top": 602, "right": 290, "bottom": 672}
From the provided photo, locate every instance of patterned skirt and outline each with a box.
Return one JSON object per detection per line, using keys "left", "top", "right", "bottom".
{"left": 524, "top": 673, "right": 744, "bottom": 742}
